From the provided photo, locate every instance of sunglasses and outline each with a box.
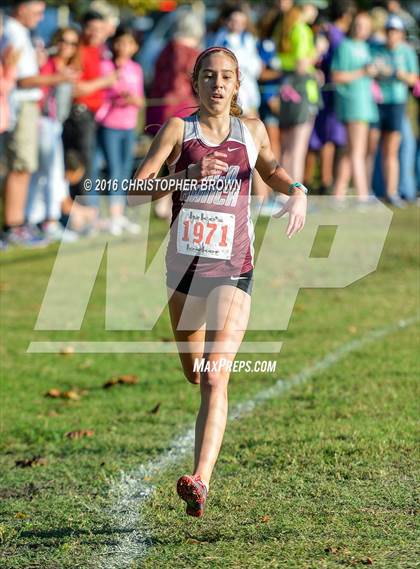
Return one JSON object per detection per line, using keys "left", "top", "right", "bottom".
{"left": 59, "top": 38, "right": 79, "bottom": 47}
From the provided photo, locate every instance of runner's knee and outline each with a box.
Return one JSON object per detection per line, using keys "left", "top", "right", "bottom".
{"left": 201, "top": 370, "right": 229, "bottom": 391}
{"left": 184, "top": 368, "right": 201, "bottom": 385}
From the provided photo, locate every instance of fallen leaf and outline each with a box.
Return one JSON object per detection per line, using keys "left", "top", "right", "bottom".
{"left": 45, "top": 388, "right": 61, "bottom": 398}
{"left": 15, "top": 456, "right": 48, "bottom": 468}
{"left": 62, "top": 390, "right": 80, "bottom": 400}
{"left": 118, "top": 374, "right": 139, "bottom": 385}
{"left": 149, "top": 403, "right": 161, "bottom": 414}
{"left": 65, "top": 429, "right": 95, "bottom": 439}
{"left": 325, "top": 546, "right": 339, "bottom": 554}
{"left": 47, "top": 411, "right": 59, "bottom": 417}
{"left": 15, "top": 512, "right": 30, "bottom": 519}
{"left": 103, "top": 374, "right": 139, "bottom": 388}
{"left": 361, "top": 559, "right": 373, "bottom": 565}
{"left": 103, "top": 377, "right": 119, "bottom": 388}
{"left": 260, "top": 515, "right": 270, "bottom": 523}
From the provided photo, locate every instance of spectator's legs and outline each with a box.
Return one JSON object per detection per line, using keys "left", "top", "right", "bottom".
{"left": 398, "top": 115, "right": 417, "bottom": 201}
{"left": 26, "top": 116, "right": 57, "bottom": 224}
{"left": 346, "top": 121, "right": 370, "bottom": 201}
{"left": 266, "top": 123, "right": 281, "bottom": 163}
{"left": 367, "top": 127, "right": 381, "bottom": 193}
{"left": 3, "top": 172, "right": 31, "bottom": 226}
{"left": 3, "top": 101, "right": 39, "bottom": 229}
{"left": 111, "top": 127, "right": 136, "bottom": 218}
{"left": 382, "top": 130, "right": 401, "bottom": 199}
{"left": 281, "top": 119, "right": 314, "bottom": 181}
{"left": 333, "top": 147, "right": 351, "bottom": 199}
{"left": 320, "top": 142, "right": 335, "bottom": 188}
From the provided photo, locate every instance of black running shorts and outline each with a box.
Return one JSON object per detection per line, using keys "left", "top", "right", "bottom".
{"left": 166, "top": 269, "right": 254, "bottom": 297}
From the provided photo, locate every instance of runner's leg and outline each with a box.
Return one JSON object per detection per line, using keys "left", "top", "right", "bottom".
{"left": 193, "top": 285, "right": 251, "bottom": 487}
{"left": 167, "top": 288, "right": 206, "bottom": 384}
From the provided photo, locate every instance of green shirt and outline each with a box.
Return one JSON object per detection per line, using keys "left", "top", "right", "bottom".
{"left": 331, "top": 38, "right": 378, "bottom": 123}
{"left": 370, "top": 42, "right": 419, "bottom": 105}
{"left": 278, "top": 22, "right": 316, "bottom": 72}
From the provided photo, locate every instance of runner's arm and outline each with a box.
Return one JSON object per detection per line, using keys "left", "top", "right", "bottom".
{"left": 127, "top": 117, "right": 185, "bottom": 207}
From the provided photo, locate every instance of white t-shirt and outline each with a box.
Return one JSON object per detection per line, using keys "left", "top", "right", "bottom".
{"left": 4, "top": 16, "right": 42, "bottom": 103}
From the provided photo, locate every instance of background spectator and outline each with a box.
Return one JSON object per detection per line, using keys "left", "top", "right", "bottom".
{"left": 2, "top": 0, "right": 75, "bottom": 246}
{"left": 276, "top": 0, "right": 325, "bottom": 182}
{"left": 369, "top": 14, "right": 418, "bottom": 206}
{"left": 25, "top": 27, "right": 80, "bottom": 241}
{"left": 331, "top": 11, "right": 379, "bottom": 204}
{"left": 96, "top": 25, "right": 144, "bottom": 235}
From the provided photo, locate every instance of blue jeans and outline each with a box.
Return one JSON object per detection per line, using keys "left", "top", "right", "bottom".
{"left": 398, "top": 115, "right": 417, "bottom": 201}
{"left": 96, "top": 126, "right": 136, "bottom": 207}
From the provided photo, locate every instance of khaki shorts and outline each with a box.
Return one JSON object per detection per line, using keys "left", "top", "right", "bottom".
{"left": 6, "top": 101, "right": 40, "bottom": 173}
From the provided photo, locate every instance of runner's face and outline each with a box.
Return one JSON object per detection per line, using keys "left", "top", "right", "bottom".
{"left": 196, "top": 53, "right": 239, "bottom": 115}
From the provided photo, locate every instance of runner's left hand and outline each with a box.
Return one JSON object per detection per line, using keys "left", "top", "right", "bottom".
{"left": 272, "top": 194, "right": 307, "bottom": 238}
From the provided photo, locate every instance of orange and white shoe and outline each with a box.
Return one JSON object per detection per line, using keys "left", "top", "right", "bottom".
{"left": 176, "top": 474, "right": 208, "bottom": 517}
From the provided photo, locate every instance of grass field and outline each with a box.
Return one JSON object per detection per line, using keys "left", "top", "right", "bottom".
{"left": 0, "top": 206, "right": 419, "bottom": 569}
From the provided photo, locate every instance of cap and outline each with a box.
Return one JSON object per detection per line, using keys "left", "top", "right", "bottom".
{"left": 385, "top": 14, "right": 405, "bottom": 31}
{"left": 294, "top": 0, "right": 328, "bottom": 8}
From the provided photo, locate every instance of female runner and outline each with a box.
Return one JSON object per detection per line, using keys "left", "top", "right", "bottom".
{"left": 128, "top": 46, "right": 308, "bottom": 517}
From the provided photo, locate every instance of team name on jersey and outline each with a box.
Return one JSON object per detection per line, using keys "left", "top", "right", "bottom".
{"left": 181, "top": 165, "right": 242, "bottom": 207}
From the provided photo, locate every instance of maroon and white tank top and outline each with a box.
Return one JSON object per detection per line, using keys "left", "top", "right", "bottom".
{"left": 165, "top": 113, "right": 258, "bottom": 277}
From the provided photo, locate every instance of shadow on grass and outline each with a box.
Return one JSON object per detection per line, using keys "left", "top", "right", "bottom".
{"left": 18, "top": 525, "right": 133, "bottom": 544}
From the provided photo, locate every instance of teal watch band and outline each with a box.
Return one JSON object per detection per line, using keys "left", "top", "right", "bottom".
{"left": 288, "top": 182, "right": 308, "bottom": 195}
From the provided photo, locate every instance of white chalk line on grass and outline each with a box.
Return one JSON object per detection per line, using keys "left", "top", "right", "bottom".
{"left": 98, "top": 315, "right": 419, "bottom": 569}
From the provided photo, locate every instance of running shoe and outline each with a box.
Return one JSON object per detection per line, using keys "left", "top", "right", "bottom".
{"left": 386, "top": 195, "right": 407, "bottom": 209}
{"left": 176, "top": 474, "right": 208, "bottom": 517}
{"left": 4, "top": 224, "right": 50, "bottom": 248}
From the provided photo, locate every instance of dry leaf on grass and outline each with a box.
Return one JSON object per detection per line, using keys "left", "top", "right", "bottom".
{"left": 103, "top": 374, "right": 139, "bottom": 388}
{"left": 361, "top": 559, "right": 373, "bottom": 565}
{"left": 62, "top": 390, "right": 80, "bottom": 400}
{"left": 14, "top": 512, "right": 30, "bottom": 519}
{"left": 65, "top": 429, "right": 95, "bottom": 439}
{"left": 45, "top": 388, "right": 61, "bottom": 398}
{"left": 118, "top": 374, "right": 139, "bottom": 384}
{"left": 148, "top": 403, "right": 161, "bottom": 414}
{"left": 45, "top": 388, "right": 88, "bottom": 400}
{"left": 260, "top": 515, "right": 270, "bottom": 523}
{"left": 15, "top": 456, "right": 48, "bottom": 468}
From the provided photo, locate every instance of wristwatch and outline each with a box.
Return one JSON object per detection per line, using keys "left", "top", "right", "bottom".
{"left": 288, "top": 182, "right": 308, "bottom": 195}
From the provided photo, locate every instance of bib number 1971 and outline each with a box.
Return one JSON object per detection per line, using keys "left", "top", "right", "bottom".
{"left": 177, "top": 208, "right": 235, "bottom": 260}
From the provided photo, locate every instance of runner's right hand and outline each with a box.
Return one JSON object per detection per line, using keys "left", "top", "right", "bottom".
{"left": 188, "top": 151, "right": 229, "bottom": 180}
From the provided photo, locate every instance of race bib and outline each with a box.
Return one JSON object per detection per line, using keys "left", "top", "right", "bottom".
{"left": 177, "top": 208, "right": 235, "bottom": 260}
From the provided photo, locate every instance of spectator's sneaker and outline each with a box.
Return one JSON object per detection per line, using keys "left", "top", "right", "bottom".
{"left": 176, "top": 474, "right": 208, "bottom": 517}
{"left": 5, "top": 225, "right": 49, "bottom": 248}
{"left": 0, "top": 236, "right": 9, "bottom": 251}
{"left": 41, "top": 221, "right": 79, "bottom": 243}
{"left": 117, "top": 215, "right": 141, "bottom": 235}
{"left": 386, "top": 195, "right": 407, "bottom": 209}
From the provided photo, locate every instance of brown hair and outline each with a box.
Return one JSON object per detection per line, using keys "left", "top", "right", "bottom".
{"left": 51, "top": 27, "right": 81, "bottom": 69}
{"left": 278, "top": 7, "right": 301, "bottom": 53}
{"left": 191, "top": 47, "right": 242, "bottom": 117}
